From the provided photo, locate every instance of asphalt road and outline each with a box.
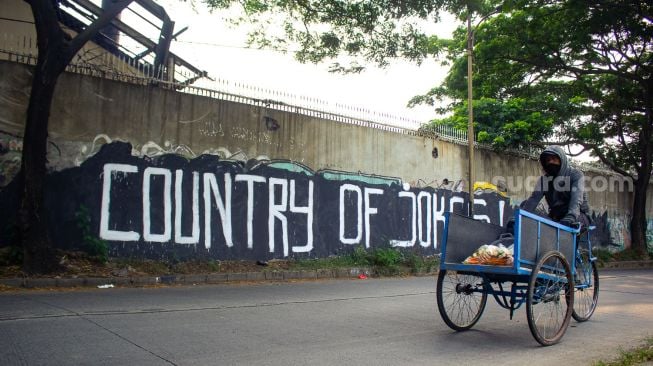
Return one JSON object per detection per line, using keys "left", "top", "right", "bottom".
{"left": 0, "top": 269, "right": 651, "bottom": 366}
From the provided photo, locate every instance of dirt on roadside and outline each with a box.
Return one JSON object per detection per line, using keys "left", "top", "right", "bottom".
{"left": 0, "top": 250, "right": 294, "bottom": 279}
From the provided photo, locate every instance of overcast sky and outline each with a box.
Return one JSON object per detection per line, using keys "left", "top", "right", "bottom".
{"left": 136, "top": 0, "right": 459, "bottom": 128}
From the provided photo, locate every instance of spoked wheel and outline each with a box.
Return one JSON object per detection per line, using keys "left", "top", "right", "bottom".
{"left": 436, "top": 270, "right": 487, "bottom": 331}
{"left": 572, "top": 249, "right": 599, "bottom": 322}
{"left": 527, "top": 251, "right": 574, "bottom": 346}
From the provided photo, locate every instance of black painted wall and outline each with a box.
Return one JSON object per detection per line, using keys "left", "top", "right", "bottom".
{"left": 1, "top": 142, "right": 617, "bottom": 260}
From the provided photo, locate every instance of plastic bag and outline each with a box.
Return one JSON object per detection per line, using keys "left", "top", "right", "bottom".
{"left": 463, "top": 242, "right": 514, "bottom": 266}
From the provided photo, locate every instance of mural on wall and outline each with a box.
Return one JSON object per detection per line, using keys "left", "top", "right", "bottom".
{"left": 0, "top": 140, "right": 632, "bottom": 260}
{"left": 0, "top": 136, "right": 22, "bottom": 188}
{"left": 75, "top": 134, "right": 270, "bottom": 165}
{"left": 0, "top": 141, "right": 514, "bottom": 261}
{"left": 646, "top": 219, "right": 653, "bottom": 253}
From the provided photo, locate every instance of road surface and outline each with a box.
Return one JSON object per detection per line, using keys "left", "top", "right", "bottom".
{"left": 0, "top": 269, "right": 651, "bottom": 365}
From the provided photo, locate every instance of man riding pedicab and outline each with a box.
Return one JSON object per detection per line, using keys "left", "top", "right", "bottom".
{"left": 519, "top": 145, "right": 592, "bottom": 231}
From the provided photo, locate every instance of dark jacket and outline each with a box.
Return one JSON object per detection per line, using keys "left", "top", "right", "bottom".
{"left": 521, "top": 146, "right": 590, "bottom": 223}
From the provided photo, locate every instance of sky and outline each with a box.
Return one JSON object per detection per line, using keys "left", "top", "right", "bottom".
{"left": 99, "top": 0, "right": 594, "bottom": 162}
{"left": 129, "top": 0, "right": 459, "bottom": 129}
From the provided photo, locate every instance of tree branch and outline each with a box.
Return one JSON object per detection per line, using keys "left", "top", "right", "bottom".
{"left": 591, "top": 147, "right": 634, "bottom": 179}
{"left": 542, "top": 139, "right": 634, "bottom": 178}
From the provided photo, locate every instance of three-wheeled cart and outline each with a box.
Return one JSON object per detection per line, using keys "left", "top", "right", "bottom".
{"left": 437, "top": 209, "right": 599, "bottom": 346}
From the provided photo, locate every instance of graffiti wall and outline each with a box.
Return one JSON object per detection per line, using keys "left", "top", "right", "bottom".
{"left": 0, "top": 142, "right": 515, "bottom": 260}
{"left": 0, "top": 136, "right": 21, "bottom": 188}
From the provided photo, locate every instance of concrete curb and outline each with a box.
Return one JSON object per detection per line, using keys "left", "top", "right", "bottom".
{"left": 1, "top": 261, "right": 650, "bottom": 289}
{"left": 598, "top": 260, "right": 653, "bottom": 270}
{"left": 1, "top": 266, "right": 433, "bottom": 289}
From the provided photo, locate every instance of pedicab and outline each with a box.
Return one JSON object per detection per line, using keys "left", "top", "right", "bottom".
{"left": 437, "top": 209, "right": 599, "bottom": 346}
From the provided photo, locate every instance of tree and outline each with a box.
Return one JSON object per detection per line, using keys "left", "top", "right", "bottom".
{"left": 423, "top": 97, "right": 556, "bottom": 149}
{"left": 21, "top": 0, "right": 457, "bottom": 274}
{"left": 417, "top": 0, "right": 652, "bottom": 254}
{"left": 208, "top": 1, "right": 652, "bottom": 254}
{"left": 203, "top": 0, "right": 461, "bottom": 72}
{"left": 20, "top": 0, "right": 133, "bottom": 273}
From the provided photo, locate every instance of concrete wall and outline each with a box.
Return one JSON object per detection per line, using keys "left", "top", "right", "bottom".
{"left": 0, "top": 0, "right": 145, "bottom": 79}
{"left": 0, "top": 0, "right": 34, "bottom": 41}
{"left": 0, "top": 61, "right": 540, "bottom": 194}
{"left": 0, "top": 60, "right": 649, "bottom": 253}
{"left": 0, "top": 61, "right": 633, "bottom": 205}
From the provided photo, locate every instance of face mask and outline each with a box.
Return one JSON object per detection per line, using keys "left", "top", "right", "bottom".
{"left": 544, "top": 163, "right": 561, "bottom": 176}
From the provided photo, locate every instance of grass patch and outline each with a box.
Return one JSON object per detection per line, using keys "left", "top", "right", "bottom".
{"left": 594, "top": 248, "right": 614, "bottom": 266}
{"left": 594, "top": 337, "right": 653, "bottom": 366}
{"left": 594, "top": 247, "right": 652, "bottom": 267}
{"left": 75, "top": 205, "right": 108, "bottom": 263}
{"left": 0, "top": 244, "right": 440, "bottom": 279}
{"left": 290, "top": 246, "right": 372, "bottom": 270}
{"left": 611, "top": 248, "right": 650, "bottom": 261}
{"left": 403, "top": 251, "right": 440, "bottom": 274}
{"left": 289, "top": 246, "right": 439, "bottom": 276}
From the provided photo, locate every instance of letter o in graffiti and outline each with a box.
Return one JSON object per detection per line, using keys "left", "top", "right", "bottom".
{"left": 339, "top": 184, "right": 363, "bottom": 244}
{"left": 143, "top": 167, "right": 172, "bottom": 242}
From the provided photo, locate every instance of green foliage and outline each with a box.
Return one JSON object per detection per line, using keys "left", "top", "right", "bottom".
{"left": 611, "top": 248, "right": 650, "bottom": 262}
{"left": 403, "top": 251, "right": 439, "bottom": 274}
{"left": 207, "top": 260, "right": 221, "bottom": 272}
{"left": 593, "top": 248, "right": 613, "bottom": 266}
{"left": 0, "top": 245, "right": 23, "bottom": 266}
{"left": 431, "top": 1, "right": 652, "bottom": 173}
{"left": 203, "top": 0, "right": 459, "bottom": 71}
{"left": 1, "top": 217, "right": 19, "bottom": 247}
{"left": 593, "top": 248, "right": 651, "bottom": 267}
{"left": 350, "top": 245, "right": 371, "bottom": 265}
{"left": 75, "top": 205, "right": 108, "bottom": 263}
{"left": 368, "top": 246, "right": 402, "bottom": 275}
{"left": 0, "top": 218, "right": 21, "bottom": 265}
{"left": 424, "top": 97, "right": 559, "bottom": 149}
{"left": 594, "top": 337, "right": 653, "bottom": 366}
{"left": 200, "top": 0, "right": 650, "bottom": 255}
{"left": 369, "top": 247, "right": 402, "bottom": 267}
{"left": 416, "top": 0, "right": 653, "bottom": 253}
{"left": 290, "top": 245, "right": 439, "bottom": 276}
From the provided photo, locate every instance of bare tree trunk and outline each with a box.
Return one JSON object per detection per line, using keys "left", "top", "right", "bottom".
{"left": 20, "top": 0, "right": 134, "bottom": 273}
{"left": 630, "top": 177, "right": 650, "bottom": 256}
{"left": 20, "top": 66, "right": 60, "bottom": 274}
{"left": 630, "top": 87, "right": 653, "bottom": 257}
{"left": 20, "top": 0, "right": 69, "bottom": 273}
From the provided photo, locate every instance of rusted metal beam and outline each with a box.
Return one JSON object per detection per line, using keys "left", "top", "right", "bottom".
{"left": 153, "top": 15, "right": 174, "bottom": 79}
{"left": 64, "top": 0, "right": 207, "bottom": 81}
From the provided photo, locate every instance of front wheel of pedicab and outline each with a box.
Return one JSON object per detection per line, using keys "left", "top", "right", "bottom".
{"left": 572, "top": 250, "right": 599, "bottom": 322}
{"left": 436, "top": 270, "right": 488, "bottom": 331}
{"left": 526, "top": 251, "right": 574, "bottom": 346}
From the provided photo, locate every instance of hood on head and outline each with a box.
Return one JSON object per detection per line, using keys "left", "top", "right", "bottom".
{"left": 539, "top": 146, "right": 569, "bottom": 176}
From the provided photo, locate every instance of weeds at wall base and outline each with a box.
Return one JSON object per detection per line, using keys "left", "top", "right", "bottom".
{"left": 290, "top": 246, "right": 440, "bottom": 276}
{"left": 594, "top": 337, "right": 653, "bottom": 366}
{"left": 594, "top": 248, "right": 652, "bottom": 267}
{"left": 0, "top": 245, "right": 440, "bottom": 280}
{"left": 0, "top": 241, "right": 649, "bottom": 280}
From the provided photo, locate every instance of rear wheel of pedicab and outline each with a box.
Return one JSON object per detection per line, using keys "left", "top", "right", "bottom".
{"left": 436, "top": 270, "right": 487, "bottom": 331}
{"left": 527, "top": 251, "right": 574, "bottom": 346}
{"left": 572, "top": 250, "right": 599, "bottom": 322}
